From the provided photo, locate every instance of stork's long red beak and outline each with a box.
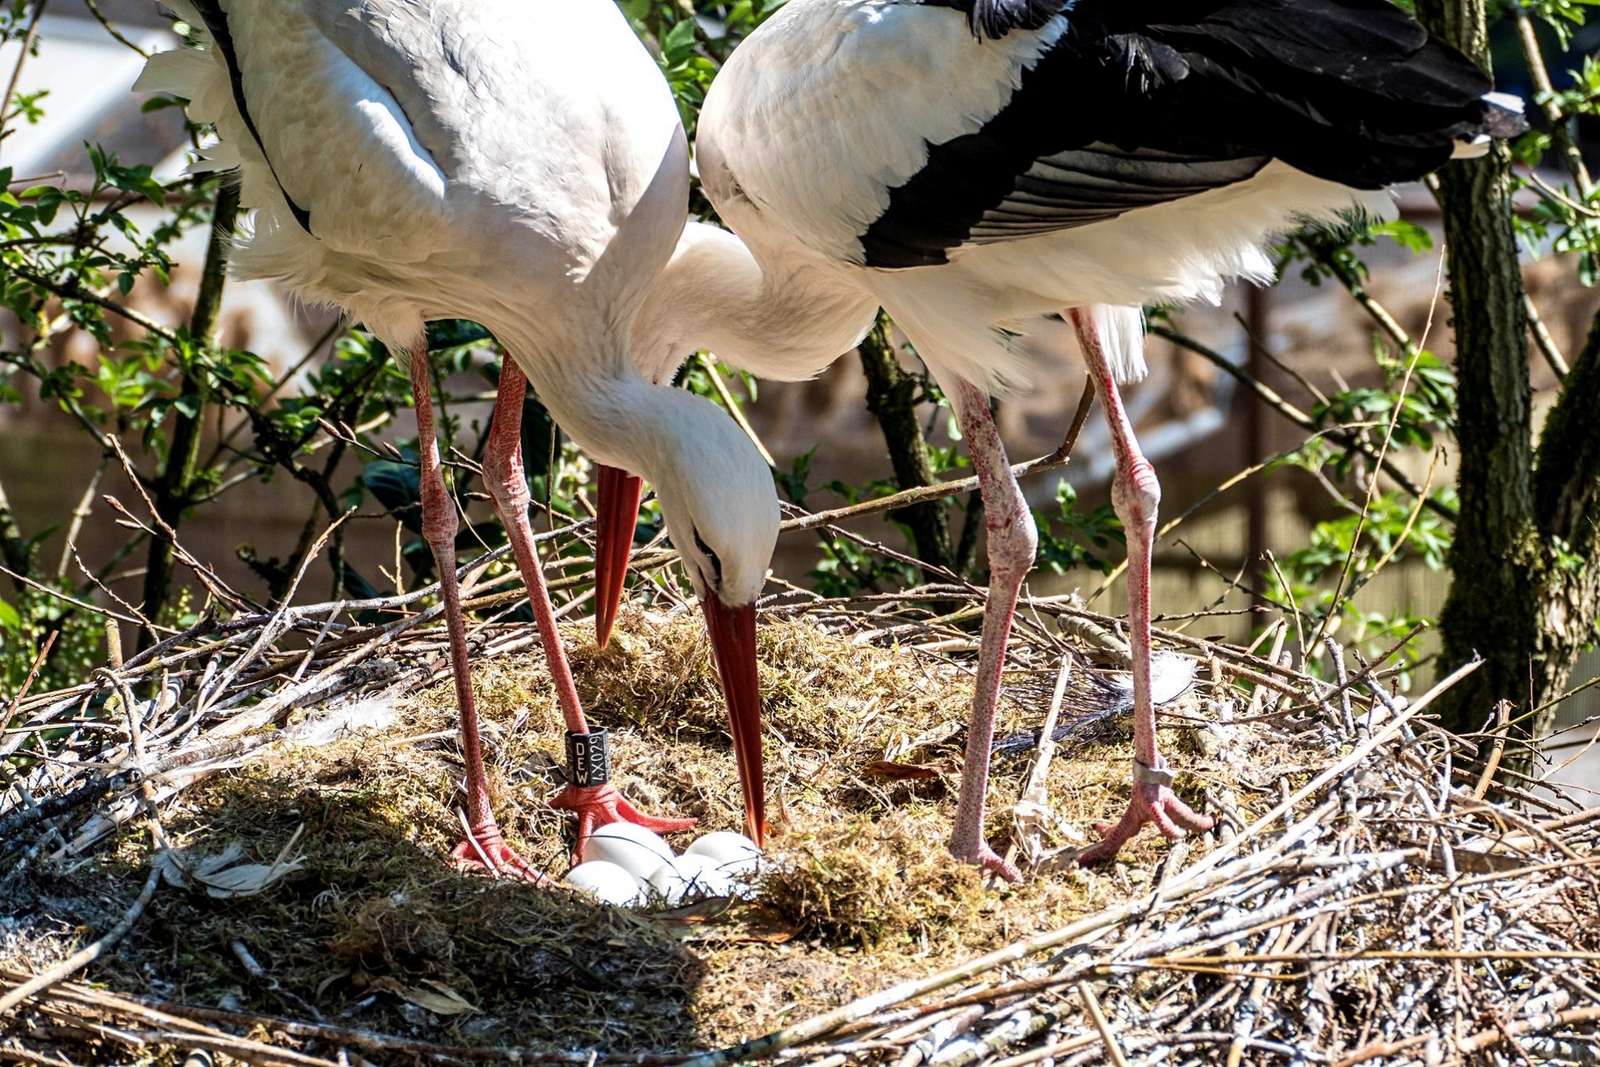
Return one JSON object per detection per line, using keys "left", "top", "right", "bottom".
{"left": 593, "top": 465, "right": 643, "bottom": 649}
{"left": 701, "top": 596, "right": 766, "bottom": 846}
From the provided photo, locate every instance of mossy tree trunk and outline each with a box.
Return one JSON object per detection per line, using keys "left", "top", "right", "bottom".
{"left": 139, "top": 184, "right": 240, "bottom": 642}
{"left": 856, "top": 313, "right": 955, "bottom": 578}
{"left": 1418, "top": 0, "right": 1600, "bottom": 752}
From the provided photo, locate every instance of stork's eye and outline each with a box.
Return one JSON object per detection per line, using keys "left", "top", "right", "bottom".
{"left": 693, "top": 528, "right": 724, "bottom": 585}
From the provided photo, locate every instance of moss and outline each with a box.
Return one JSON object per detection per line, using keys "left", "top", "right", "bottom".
{"left": 7, "top": 612, "right": 1264, "bottom": 1053}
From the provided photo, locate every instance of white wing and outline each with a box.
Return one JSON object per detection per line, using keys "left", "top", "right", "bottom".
{"left": 136, "top": 0, "right": 451, "bottom": 267}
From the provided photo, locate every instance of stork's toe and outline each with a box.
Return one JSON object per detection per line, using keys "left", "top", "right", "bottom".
{"left": 1076, "top": 782, "right": 1212, "bottom": 867}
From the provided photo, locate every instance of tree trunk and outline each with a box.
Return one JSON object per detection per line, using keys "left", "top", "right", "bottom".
{"left": 140, "top": 184, "right": 239, "bottom": 641}
{"left": 856, "top": 314, "right": 955, "bottom": 577}
{"left": 1419, "top": 0, "right": 1600, "bottom": 754}
{"left": 1527, "top": 312, "right": 1600, "bottom": 734}
{"left": 1427, "top": 143, "right": 1541, "bottom": 737}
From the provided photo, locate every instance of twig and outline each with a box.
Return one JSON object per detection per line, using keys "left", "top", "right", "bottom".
{"left": 0, "top": 564, "right": 157, "bottom": 629}
{"left": 1524, "top": 292, "right": 1572, "bottom": 380}
{"left": 3, "top": 630, "right": 57, "bottom": 724}
{"left": 1514, "top": 5, "right": 1593, "bottom": 196}
{"left": 0, "top": 0, "right": 49, "bottom": 164}
{"left": 1150, "top": 323, "right": 1452, "bottom": 520}
{"left": 699, "top": 353, "right": 776, "bottom": 468}
{"left": 83, "top": 0, "right": 151, "bottom": 56}
{"left": 1075, "top": 983, "right": 1128, "bottom": 1067}
{"left": 781, "top": 383, "right": 1094, "bottom": 535}
{"left": 1473, "top": 701, "right": 1512, "bottom": 801}
{"left": 6, "top": 263, "right": 180, "bottom": 345}
{"left": 53, "top": 456, "right": 105, "bottom": 583}
{"left": 1305, "top": 251, "right": 1446, "bottom": 653}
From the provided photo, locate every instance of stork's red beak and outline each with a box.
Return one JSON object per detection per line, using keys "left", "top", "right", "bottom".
{"left": 593, "top": 465, "right": 643, "bottom": 649}
{"left": 701, "top": 595, "right": 766, "bottom": 846}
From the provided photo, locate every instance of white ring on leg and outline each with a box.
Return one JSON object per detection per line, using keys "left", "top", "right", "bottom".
{"left": 1133, "top": 758, "right": 1175, "bottom": 788}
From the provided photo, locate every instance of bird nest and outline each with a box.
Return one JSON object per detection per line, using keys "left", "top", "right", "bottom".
{"left": 2, "top": 530, "right": 1597, "bottom": 1065}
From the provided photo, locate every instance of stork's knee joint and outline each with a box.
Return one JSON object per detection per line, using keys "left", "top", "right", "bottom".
{"left": 988, "top": 505, "right": 1039, "bottom": 580}
{"left": 1113, "top": 459, "right": 1160, "bottom": 529}
{"left": 421, "top": 487, "right": 458, "bottom": 550}
{"left": 484, "top": 444, "right": 532, "bottom": 517}
{"left": 488, "top": 475, "right": 531, "bottom": 516}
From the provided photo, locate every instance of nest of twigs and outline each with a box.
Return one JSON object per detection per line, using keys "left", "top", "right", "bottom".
{"left": 2, "top": 516, "right": 1597, "bottom": 1065}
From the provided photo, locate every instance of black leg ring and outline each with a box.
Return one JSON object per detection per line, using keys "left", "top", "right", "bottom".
{"left": 566, "top": 729, "right": 611, "bottom": 788}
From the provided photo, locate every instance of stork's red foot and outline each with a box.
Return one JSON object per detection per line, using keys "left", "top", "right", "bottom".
{"left": 552, "top": 782, "right": 696, "bottom": 861}
{"left": 450, "top": 822, "right": 550, "bottom": 884}
{"left": 950, "top": 837, "right": 1022, "bottom": 884}
{"left": 1075, "top": 782, "right": 1213, "bottom": 867}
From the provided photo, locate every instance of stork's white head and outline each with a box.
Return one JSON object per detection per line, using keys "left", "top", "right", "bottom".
{"left": 642, "top": 389, "right": 779, "bottom": 608}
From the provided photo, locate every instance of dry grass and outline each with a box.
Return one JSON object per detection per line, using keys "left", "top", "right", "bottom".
{"left": 3, "top": 610, "right": 1268, "bottom": 1053}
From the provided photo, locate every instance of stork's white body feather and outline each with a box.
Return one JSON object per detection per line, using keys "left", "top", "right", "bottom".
{"left": 138, "top": 0, "right": 779, "bottom": 609}
{"left": 688, "top": 0, "right": 1393, "bottom": 391}
{"left": 138, "top": 0, "right": 686, "bottom": 367}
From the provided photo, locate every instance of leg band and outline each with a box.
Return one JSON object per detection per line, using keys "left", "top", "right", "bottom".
{"left": 566, "top": 729, "right": 611, "bottom": 787}
{"left": 1133, "top": 757, "right": 1175, "bottom": 788}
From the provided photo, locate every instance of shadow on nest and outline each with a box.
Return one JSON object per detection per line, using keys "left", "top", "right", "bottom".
{"left": 17, "top": 610, "right": 1259, "bottom": 1051}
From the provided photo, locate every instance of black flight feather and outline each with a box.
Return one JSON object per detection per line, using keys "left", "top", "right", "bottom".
{"left": 918, "top": 0, "right": 1068, "bottom": 40}
{"left": 864, "top": 0, "right": 1521, "bottom": 268}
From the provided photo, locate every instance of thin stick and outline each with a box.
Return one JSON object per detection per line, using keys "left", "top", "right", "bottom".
{"left": 3, "top": 630, "right": 57, "bottom": 723}
{"left": 54, "top": 457, "right": 106, "bottom": 582}
{"left": 1473, "top": 700, "right": 1511, "bottom": 801}
{"left": 1000, "top": 652, "right": 1074, "bottom": 877}
{"left": 698, "top": 353, "right": 777, "bottom": 468}
{"left": 0, "top": 0, "right": 49, "bottom": 161}
{"left": 781, "top": 382, "right": 1094, "bottom": 535}
{"left": 1150, "top": 323, "right": 1451, "bottom": 520}
{"left": 1076, "top": 982, "right": 1129, "bottom": 1067}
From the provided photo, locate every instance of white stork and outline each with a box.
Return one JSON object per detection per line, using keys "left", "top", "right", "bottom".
{"left": 592, "top": 0, "right": 1525, "bottom": 878}
{"left": 135, "top": 0, "right": 778, "bottom": 876}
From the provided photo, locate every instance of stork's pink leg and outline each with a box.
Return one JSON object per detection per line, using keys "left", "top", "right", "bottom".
{"left": 480, "top": 368, "right": 693, "bottom": 861}
{"left": 408, "top": 349, "right": 546, "bottom": 883}
{"left": 947, "top": 381, "right": 1036, "bottom": 883}
{"left": 1068, "top": 309, "right": 1212, "bottom": 866}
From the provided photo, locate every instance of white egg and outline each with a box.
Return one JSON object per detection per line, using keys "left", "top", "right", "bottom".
{"left": 644, "top": 859, "right": 691, "bottom": 907}
{"left": 684, "top": 831, "right": 763, "bottom": 879}
{"left": 563, "top": 861, "right": 645, "bottom": 907}
{"left": 581, "top": 822, "right": 676, "bottom": 879}
{"left": 646, "top": 854, "right": 737, "bottom": 906}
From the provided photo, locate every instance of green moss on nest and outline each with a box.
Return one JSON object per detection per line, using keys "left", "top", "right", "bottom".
{"left": 757, "top": 809, "right": 990, "bottom": 949}
{"left": 11, "top": 611, "right": 1261, "bottom": 1053}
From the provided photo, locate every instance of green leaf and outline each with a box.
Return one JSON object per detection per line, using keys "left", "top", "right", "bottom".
{"left": 0, "top": 597, "right": 21, "bottom": 632}
{"left": 662, "top": 17, "right": 698, "bottom": 63}
{"left": 1370, "top": 219, "right": 1433, "bottom": 253}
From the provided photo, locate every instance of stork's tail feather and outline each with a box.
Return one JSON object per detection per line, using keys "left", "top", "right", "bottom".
{"left": 1090, "top": 305, "right": 1147, "bottom": 386}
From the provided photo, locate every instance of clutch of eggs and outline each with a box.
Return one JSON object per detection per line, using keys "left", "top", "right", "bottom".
{"left": 564, "top": 828, "right": 765, "bottom": 909}
{"left": 581, "top": 822, "right": 676, "bottom": 879}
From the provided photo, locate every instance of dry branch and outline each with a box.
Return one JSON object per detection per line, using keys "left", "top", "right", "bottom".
{"left": 2, "top": 498, "right": 1595, "bottom": 1067}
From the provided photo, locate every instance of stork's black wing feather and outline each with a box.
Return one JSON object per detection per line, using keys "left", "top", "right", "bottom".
{"left": 187, "top": 0, "right": 314, "bottom": 235}
{"left": 863, "top": 0, "right": 1518, "bottom": 268}
{"left": 920, "top": 0, "right": 1068, "bottom": 40}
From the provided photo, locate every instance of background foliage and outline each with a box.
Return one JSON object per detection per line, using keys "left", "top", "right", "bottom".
{"left": 0, "top": 0, "right": 1597, "bottom": 762}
